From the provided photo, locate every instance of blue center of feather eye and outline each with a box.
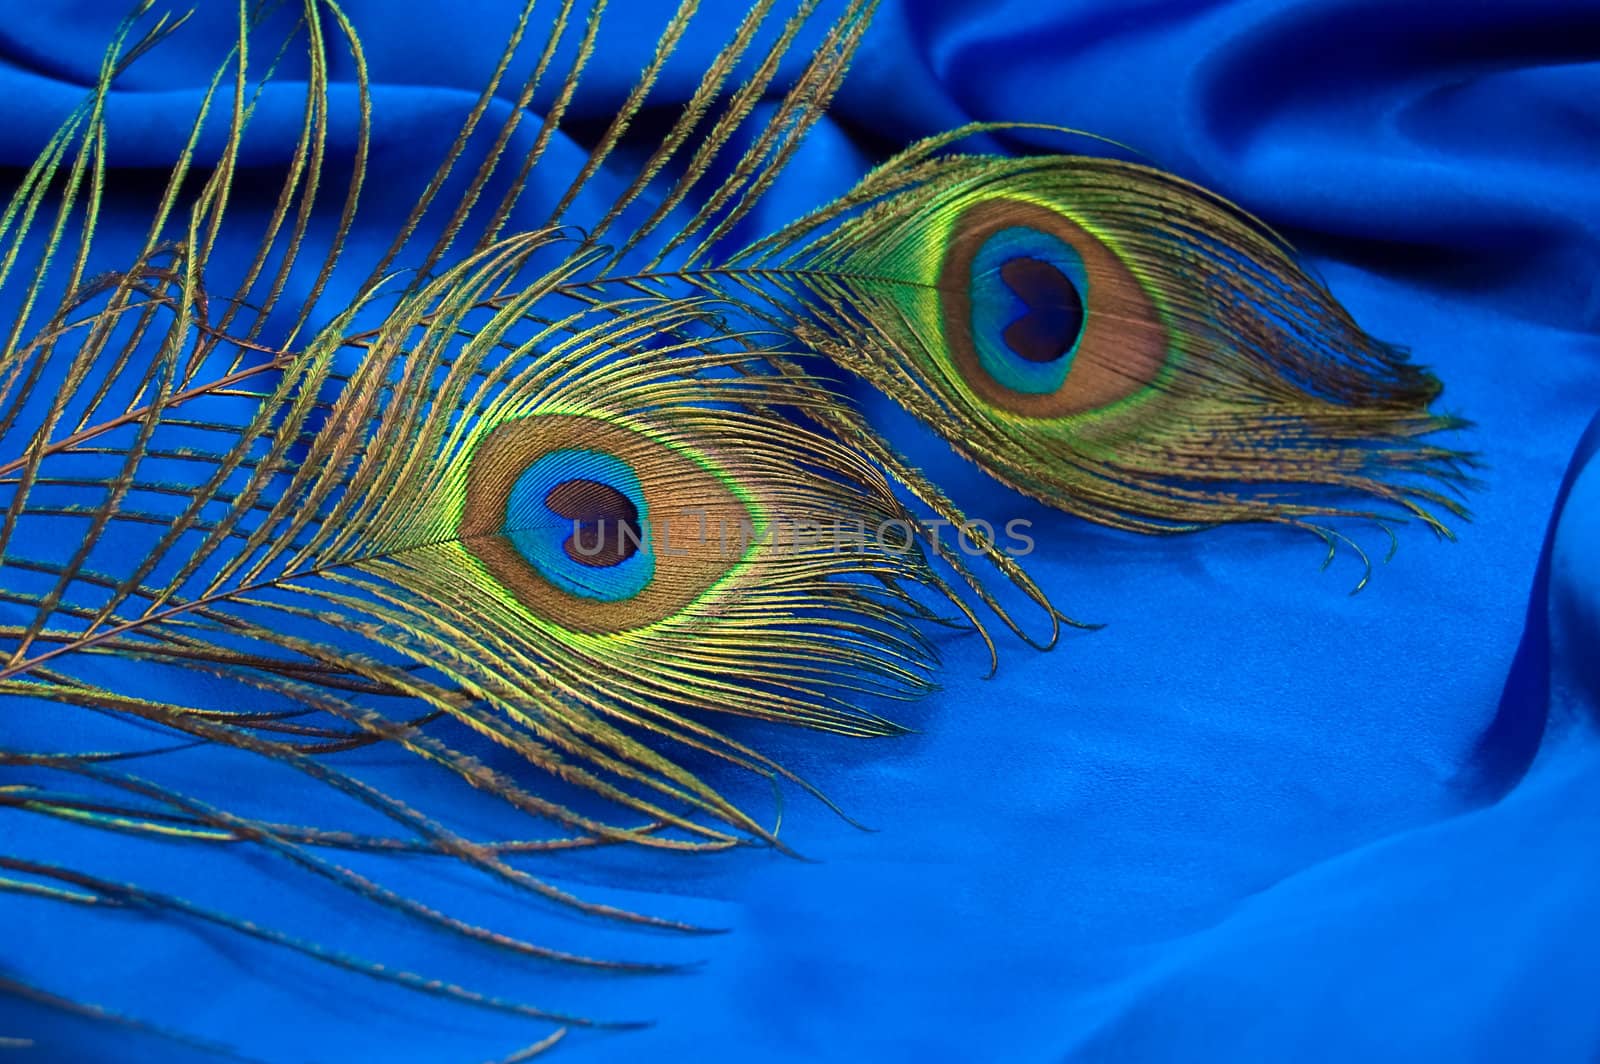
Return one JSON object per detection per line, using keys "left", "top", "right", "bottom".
{"left": 968, "top": 226, "right": 1089, "bottom": 395}
{"left": 503, "top": 449, "right": 654, "bottom": 602}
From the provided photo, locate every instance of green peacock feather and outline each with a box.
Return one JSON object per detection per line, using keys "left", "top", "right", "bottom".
{"left": 0, "top": 0, "right": 1471, "bottom": 1056}
{"left": 706, "top": 141, "right": 1473, "bottom": 554}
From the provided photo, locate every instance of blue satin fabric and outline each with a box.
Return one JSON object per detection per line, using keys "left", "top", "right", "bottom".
{"left": 1, "top": 2, "right": 1597, "bottom": 1061}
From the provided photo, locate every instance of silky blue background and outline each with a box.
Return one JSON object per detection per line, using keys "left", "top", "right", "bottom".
{"left": 1, "top": 1, "right": 1598, "bottom": 1060}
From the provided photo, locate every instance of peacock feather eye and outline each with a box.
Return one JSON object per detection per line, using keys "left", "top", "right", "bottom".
{"left": 504, "top": 448, "right": 654, "bottom": 603}
{"left": 939, "top": 198, "right": 1169, "bottom": 418}
{"left": 459, "top": 413, "right": 759, "bottom": 635}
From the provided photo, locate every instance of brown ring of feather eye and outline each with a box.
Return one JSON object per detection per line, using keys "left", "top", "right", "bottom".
{"left": 939, "top": 198, "right": 1170, "bottom": 417}
{"left": 460, "top": 415, "right": 751, "bottom": 634}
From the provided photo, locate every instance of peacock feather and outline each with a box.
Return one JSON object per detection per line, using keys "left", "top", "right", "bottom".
{"left": 0, "top": 0, "right": 1471, "bottom": 1056}
{"left": 711, "top": 144, "right": 1472, "bottom": 547}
